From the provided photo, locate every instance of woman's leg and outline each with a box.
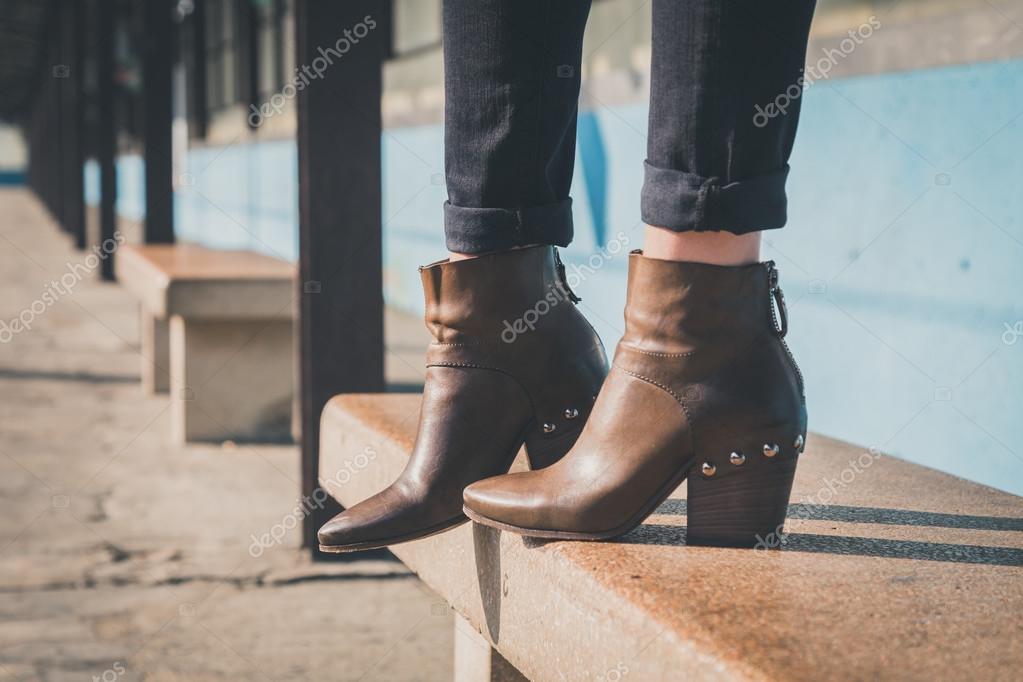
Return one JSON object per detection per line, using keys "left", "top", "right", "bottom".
{"left": 318, "top": 1, "right": 608, "bottom": 553}
{"left": 464, "top": 1, "right": 817, "bottom": 547}
{"left": 443, "top": 0, "right": 592, "bottom": 257}
{"left": 643, "top": 0, "right": 816, "bottom": 265}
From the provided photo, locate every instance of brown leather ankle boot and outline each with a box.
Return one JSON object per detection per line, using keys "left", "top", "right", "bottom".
{"left": 463, "top": 250, "right": 807, "bottom": 547}
{"left": 317, "top": 246, "right": 607, "bottom": 552}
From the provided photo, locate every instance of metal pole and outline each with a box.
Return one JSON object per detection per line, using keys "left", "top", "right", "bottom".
{"left": 141, "top": 0, "right": 175, "bottom": 244}
{"left": 97, "top": 0, "right": 117, "bottom": 281}
{"left": 59, "top": 0, "right": 86, "bottom": 250}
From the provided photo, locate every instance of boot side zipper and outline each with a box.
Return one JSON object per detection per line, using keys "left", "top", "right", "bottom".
{"left": 766, "top": 263, "right": 805, "bottom": 397}
{"left": 553, "top": 248, "right": 582, "bottom": 304}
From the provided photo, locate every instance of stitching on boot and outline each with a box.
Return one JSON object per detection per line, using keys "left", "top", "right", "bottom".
{"left": 618, "top": 342, "right": 696, "bottom": 358}
{"left": 615, "top": 366, "right": 686, "bottom": 406}
{"left": 615, "top": 366, "right": 698, "bottom": 458}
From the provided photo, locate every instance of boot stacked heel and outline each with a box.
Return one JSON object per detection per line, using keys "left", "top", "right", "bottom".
{"left": 686, "top": 429, "right": 805, "bottom": 548}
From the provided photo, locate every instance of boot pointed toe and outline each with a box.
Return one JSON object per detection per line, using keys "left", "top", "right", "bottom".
{"left": 463, "top": 472, "right": 545, "bottom": 528}
{"left": 316, "top": 492, "right": 466, "bottom": 552}
{"left": 463, "top": 476, "right": 515, "bottom": 518}
{"left": 317, "top": 512, "right": 362, "bottom": 548}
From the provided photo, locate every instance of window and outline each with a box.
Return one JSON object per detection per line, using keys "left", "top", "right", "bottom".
{"left": 255, "top": 0, "right": 287, "bottom": 104}
{"left": 205, "top": 0, "right": 239, "bottom": 116}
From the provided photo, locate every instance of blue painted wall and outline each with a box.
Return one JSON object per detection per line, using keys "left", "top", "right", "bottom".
{"left": 91, "top": 57, "right": 1023, "bottom": 495}
{"left": 84, "top": 155, "right": 146, "bottom": 225}
{"left": 0, "top": 170, "right": 25, "bottom": 185}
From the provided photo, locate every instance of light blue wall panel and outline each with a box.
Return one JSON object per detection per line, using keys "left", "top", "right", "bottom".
{"left": 175, "top": 139, "right": 299, "bottom": 261}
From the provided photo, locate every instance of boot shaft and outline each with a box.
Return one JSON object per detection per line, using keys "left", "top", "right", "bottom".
{"left": 620, "top": 250, "right": 778, "bottom": 356}
{"left": 419, "top": 246, "right": 576, "bottom": 344}
{"left": 614, "top": 250, "right": 805, "bottom": 421}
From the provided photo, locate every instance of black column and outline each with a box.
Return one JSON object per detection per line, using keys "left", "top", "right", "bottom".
{"left": 188, "top": 0, "right": 208, "bottom": 141}
{"left": 241, "top": 0, "right": 260, "bottom": 129}
{"left": 141, "top": 0, "right": 175, "bottom": 244}
{"left": 96, "top": 0, "right": 117, "bottom": 281}
{"left": 59, "top": 0, "right": 86, "bottom": 250}
{"left": 45, "top": 14, "right": 65, "bottom": 227}
{"left": 294, "top": 0, "right": 389, "bottom": 551}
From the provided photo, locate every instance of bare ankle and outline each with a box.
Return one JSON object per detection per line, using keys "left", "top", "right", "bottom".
{"left": 448, "top": 244, "right": 542, "bottom": 262}
{"left": 642, "top": 225, "right": 761, "bottom": 266}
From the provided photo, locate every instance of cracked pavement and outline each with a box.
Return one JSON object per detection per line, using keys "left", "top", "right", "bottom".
{"left": 0, "top": 189, "right": 453, "bottom": 681}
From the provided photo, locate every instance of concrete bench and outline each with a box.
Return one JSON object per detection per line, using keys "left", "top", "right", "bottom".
{"left": 320, "top": 394, "right": 1023, "bottom": 681}
{"left": 116, "top": 244, "right": 295, "bottom": 443}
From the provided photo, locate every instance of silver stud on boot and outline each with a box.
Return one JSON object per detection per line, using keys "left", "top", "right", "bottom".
{"left": 564, "top": 408, "right": 579, "bottom": 419}
{"left": 794, "top": 434, "right": 804, "bottom": 450}
{"left": 543, "top": 423, "right": 557, "bottom": 434}
{"left": 763, "top": 443, "right": 780, "bottom": 458}
{"left": 701, "top": 462, "right": 716, "bottom": 477}
{"left": 729, "top": 451, "right": 746, "bottom": 466}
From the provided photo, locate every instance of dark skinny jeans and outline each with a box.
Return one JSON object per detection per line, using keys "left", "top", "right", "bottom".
{"left": 442, "top": 0, "right": 817, "bottom": 254}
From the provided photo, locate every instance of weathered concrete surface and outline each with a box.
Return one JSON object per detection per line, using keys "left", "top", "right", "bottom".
{"left": 321, "top": 392, "right": 1023, "bottom": 682}
{"left": 0, "top": 189, "right": 451, "bottom": 681}
{"left": 139, "top": 311, "right": 170, "bottom": 394}
{"left": 168, "top": 316, "right": 294, "bottom": 443}
{"left": 453, "top": 614, "right": 526, "bottom": 682}
{"left": 114, "top": 243, "right": 297, "bottom": 443}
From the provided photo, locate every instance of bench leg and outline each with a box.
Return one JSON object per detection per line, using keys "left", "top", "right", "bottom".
{"left": 140, "top": 310, "right": 170, "bottom": 394}
{"left": 454, "top": 614, "right": 526, "bottom": 682}
{"left": 169, "top": 316, "right": 293, "bottom": 444}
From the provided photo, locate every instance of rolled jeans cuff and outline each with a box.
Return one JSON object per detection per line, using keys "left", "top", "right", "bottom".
{"left": 640, "top": 161, "right": 790, "bottom": 234}
{"left": 443, "top": 198, "right": 574, "bottom": 254}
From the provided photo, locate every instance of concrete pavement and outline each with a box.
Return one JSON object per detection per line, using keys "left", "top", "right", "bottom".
{"left": 0, "top": 188, "right": 450, "bottom": 682}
